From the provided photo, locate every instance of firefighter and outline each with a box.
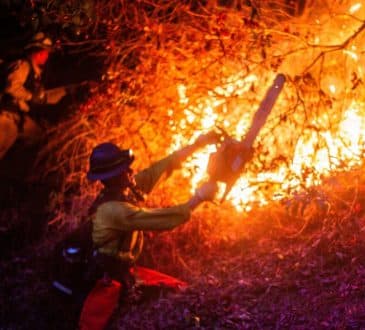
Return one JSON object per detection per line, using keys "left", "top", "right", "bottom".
{"left": 87, "top": 134, "right": 219, "bottom": 284}
{"left": 0, "top": 32, "right": 66, "bottom": 160}
{"left": 78, "top": 133, "right": 219, "bottom": 329}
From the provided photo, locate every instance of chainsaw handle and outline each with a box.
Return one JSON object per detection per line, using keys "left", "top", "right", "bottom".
{"left": 206, "top": 139, "right": 254, "bottom": 203}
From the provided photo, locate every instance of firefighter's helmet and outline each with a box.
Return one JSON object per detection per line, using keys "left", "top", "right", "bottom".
{"left": 87, "top": 143, "right": 134, "bottom": 181}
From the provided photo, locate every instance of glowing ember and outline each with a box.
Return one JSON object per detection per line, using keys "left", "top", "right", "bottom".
{"left": 349, "top": 2, "right": 362, "bottom": 14}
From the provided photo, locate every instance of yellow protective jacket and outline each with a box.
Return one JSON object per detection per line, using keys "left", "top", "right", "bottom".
{"left": 4, "top": 59, "right": 36, "bottom": 112}
{"left": 92, "top": 152, "right": 191, "bottom": 263}
{"left": 4, "top": 58, "right": 65, "bottom": 113}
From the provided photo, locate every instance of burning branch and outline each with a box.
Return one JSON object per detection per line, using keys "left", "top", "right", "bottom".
{"left": 28, "top": 1, "right": 365, "bottom": 228}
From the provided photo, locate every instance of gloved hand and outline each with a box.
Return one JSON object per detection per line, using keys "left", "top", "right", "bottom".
{"left": 45, "top": 86, "right": 66, "bottom": 104}
{"left": 188, "top": 181, "right": 218, "bottom": 209}
{"left": 193, "top": 130, "right": 222, "bottom": 148}
{"left": 174, "top": 130, "right": 222, "bottom": 165}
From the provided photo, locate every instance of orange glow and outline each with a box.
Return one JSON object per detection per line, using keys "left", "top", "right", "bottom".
{"left": 169, "top": 83, "right": 365, "bottom": 212}
{"left": 161, "top": 2, "right": 365, "bottom": 213}
{"left": 349, "top": 3, "right": 362, "bottom": 14}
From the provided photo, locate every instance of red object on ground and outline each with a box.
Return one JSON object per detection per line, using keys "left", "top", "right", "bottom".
{"left": 79, "top": 267, "right": 186, "bottom": 330}
{"left": 131, "top": 266, "right": 188, "bottom": 289}
{"left": 79, "top": 279, "right": 121, "bottom": 330}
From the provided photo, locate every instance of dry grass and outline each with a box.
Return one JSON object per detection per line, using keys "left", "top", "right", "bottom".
{"left": 29, "top": 2, "right": 365, "bottom": 241}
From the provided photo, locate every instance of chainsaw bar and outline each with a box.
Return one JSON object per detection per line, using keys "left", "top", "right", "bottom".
{"left": 232, "top": 73, "right": 286, "bottom": 172}
{"left": 207, "top": 73, "right": 286, "bottom": 202}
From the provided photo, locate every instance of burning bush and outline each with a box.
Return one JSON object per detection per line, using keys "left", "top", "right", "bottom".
{"left": 33, "top": 1, "right": 365, "bottom": 239}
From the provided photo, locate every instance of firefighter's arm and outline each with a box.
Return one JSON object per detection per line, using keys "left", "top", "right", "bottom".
{"left": 44, "top": 86, "right": 67, "bottom": 104}
{"left": 135, "top": 131, "right": 220, "bottom": 194}
{"left": 134, "top": 153, "right": 179, "bottom": 195}
{"left": 5, "top": 61, "right": 32, "bottom": 111}
{"left": 98, "top": 201, "right": 191, "bottom": 231}
{"left": 172, "top": 131, "right": 221, "bottom": 166}
{"left": 97, "top": 182, "right": 217, "bottom": 231}
{"left": 45, "top": 81, "right": 94, "bottom": 104}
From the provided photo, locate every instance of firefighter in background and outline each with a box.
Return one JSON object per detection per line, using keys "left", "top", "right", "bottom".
{"left": 79, "top": 134, "right": 219, "bottom": 329}
{"left": 0, "top": 32, "right": 67, "bottom": 160}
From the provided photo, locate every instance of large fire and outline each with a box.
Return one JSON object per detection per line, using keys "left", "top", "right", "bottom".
{"left": 167, "top": 2, "right": 365, "bottom": 212}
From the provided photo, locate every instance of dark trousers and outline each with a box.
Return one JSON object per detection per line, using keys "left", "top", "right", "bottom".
{"left": 94, "top": 253, "right": 134, "bottom": 296}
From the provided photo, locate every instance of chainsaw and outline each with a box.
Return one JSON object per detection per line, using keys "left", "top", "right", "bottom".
{"left": 207, "top": 73, "right": 286, "bottom": 201}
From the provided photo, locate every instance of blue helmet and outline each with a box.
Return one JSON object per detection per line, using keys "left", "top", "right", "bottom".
{"left": 87, "top": 142, "right": 134, "bottom": 181}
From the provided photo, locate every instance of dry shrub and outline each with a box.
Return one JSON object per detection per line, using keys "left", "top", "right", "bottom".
{"left": 34, "top": 1, "right": 365, "bottom": 266}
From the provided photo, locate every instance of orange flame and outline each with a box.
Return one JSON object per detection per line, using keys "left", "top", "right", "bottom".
{"left": 167, "top": 2, "right": 365, "bottom": 212}
{"left": 169, "top": 85, "right": 365, "bottom": 212}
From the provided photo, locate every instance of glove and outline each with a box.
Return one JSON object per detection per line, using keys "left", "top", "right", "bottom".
{"left": 195, "top": 181, "right": 218, "bottom": 201}
{"left": 45, "top": 87, "right": 66, "bottom": 104}
{"left": 188, "top": 181, "right": 218, "bottom": 209}
{"left": 194, "top": 130, "right": 222, "bottom": 148}
{"left": 174, "top": 130, "right": 222, "bottom": 165}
